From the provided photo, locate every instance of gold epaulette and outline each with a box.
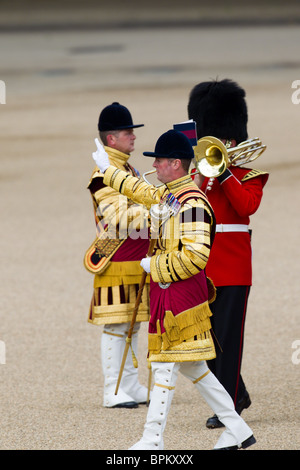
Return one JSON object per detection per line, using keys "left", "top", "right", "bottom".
{"left": 241, "top": 169, "right": 269, "bottom": 181}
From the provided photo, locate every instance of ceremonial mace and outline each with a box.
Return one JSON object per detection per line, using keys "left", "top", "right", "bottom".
{"left": 114, "top": 201, "right": 171, "bottom": 403}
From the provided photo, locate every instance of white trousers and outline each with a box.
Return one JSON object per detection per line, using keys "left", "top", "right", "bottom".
{"left": 101, "top": 322, "right": 148, "bottom": 407}
{"left": 129, "top": 360, "right": 253, "bottom": 450}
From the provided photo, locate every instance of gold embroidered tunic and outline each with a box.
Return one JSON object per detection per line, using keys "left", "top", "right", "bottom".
{"left": 103, "top": 166, "right": 217, "bottom": 362}
{"left": 87, "top": 147, "right": 150, "bottom": 325}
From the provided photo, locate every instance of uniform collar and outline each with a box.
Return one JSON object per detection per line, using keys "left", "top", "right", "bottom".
{"left": 104, "top": 146, "right": 130, "bottom": 169}
{"left": 166, "top": 174, "right": 195, "bottom": 194}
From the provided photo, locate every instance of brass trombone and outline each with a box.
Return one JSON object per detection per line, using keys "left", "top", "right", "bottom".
{"left": 142, "top": 136, "right": 266, "bottom": 183}
{"left": 193, "top": 136, "right": 266, "bottom": 178}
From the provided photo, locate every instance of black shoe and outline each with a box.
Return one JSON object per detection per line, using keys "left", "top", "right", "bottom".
{"left": 112, "top": 401, "right": 138, "bottom": 408}
{"left": 206, "top": 414, "right": 224, "bottom": 429}
{"left": 236, "top": 391, "right": 251, "bottom": 415}
{"left": 214, "top": 434, "right": 256, "bottom": 450}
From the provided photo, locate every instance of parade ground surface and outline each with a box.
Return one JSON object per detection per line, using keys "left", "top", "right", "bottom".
{"left": 0, "top": 1, "right": 299, "bottom": 451}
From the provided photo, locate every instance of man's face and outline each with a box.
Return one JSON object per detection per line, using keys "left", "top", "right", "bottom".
{"left": 152, "top": 157, "right": 175, "bottom": 184}
{"left": 113, "top": 129, "right": 136, "bottom": 154}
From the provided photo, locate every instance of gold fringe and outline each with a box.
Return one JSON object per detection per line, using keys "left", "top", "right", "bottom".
{"left": 148, "top": 334, "right": 162, "bottom": 355}
{"left": 88, "top": 283, "right": 150, "bottom": 325}
{"left": 148, "top": 302, "right": 213, "bottom": 355}
{"left": 162, "top": 318, "right": 212, "bottom": 351}
{"left": 94, "top": 261, "right": 150, "bottom": 287}
{"left": 162, "top": 303, "right": 212, "bottom": 350}
{"left": 164, "top": 310, "right": 181, "bottom": 343}
{"left": 173, "top": 302, "right": 212, "bottom": 328}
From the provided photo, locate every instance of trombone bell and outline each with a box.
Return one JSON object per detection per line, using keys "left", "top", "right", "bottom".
{"left": 193, "top": 136, "right": 266, "bottom": 178}
{"left": 193, "top": 137, "right": 229, "bottom": 178}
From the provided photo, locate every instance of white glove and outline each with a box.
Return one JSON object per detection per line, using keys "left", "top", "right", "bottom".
{"left": 140, "top": 257, "right": 151, "bottom": 273}
{"left": 92, "top": 138, "right": 110, "bottom": 173}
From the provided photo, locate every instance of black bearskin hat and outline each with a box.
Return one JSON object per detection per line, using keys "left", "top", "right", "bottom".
{"left": 187, "top": 79, "right": 248, "bottom": 144}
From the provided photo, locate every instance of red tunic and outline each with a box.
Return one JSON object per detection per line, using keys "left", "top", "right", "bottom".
{"left": 200, "top": 167, "right": 268, "bottom": 286}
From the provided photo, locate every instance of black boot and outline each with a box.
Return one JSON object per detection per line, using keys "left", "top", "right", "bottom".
{"left": 236, "top": 391, "right": 251, "bottom": 415}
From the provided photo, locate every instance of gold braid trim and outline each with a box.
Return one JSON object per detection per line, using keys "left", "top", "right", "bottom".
{"left": 154, "top": 383, "right": 176, "bottom": 391}
{"left": 103, "top": 330, "right": 123, "bottom": 338}
{"left": 192, "top": 370, "right": 210, "bottom": 384}
{"left": 241, "top": 169, "right": 269, "bottom": 181}
{"left": 149, "top": 330, "right": 216, "bottom": 363}
{"left": 103, "top": 330, "right": 138, "bottom": 338}
{"left": 155, "top": 254, "right": 166, "bottom": 284}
